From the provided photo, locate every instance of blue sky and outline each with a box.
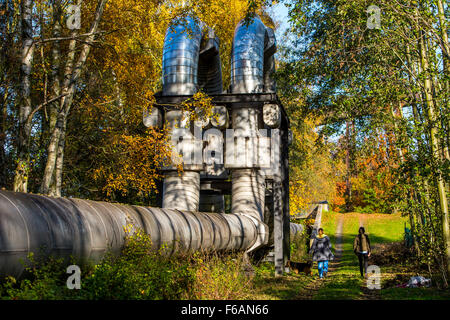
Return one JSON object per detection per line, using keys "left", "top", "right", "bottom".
{"left": 272, "top": 1, "right": 290, "bottom": 39}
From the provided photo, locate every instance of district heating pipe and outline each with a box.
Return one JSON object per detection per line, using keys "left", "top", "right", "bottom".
{"left": 0, "top": 190, "right": 260, "bottom": 279}
{"left": 229, "top": 16, "right": 302, "bottom": 250}
{"left": 161, "top": 16, "right": 223, "bottom": 212}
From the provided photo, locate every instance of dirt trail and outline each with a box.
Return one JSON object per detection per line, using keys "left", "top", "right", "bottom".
{"left": 295, "top": 215, "right": 344, "bottom": 299}
{"left": 330, "top": 214, "right": 344, "bottom": 269}
{"left": 359, "top": 214, "right": 365, "bottom": 227}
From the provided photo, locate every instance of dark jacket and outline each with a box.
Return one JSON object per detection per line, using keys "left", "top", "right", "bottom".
{"left": 311, "top": 235, "right": 334, "bottom": 261}
{"left": 353, "top": 234, "right": 371, "bottom": 254}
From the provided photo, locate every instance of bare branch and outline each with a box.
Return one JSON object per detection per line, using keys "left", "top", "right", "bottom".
{"left": 26, "top": 93, "right": 69, "bottom": 127}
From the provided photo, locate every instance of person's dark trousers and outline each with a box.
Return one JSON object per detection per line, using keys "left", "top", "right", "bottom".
{"left": 357, "top": 253, "right": 369, "bottom": 277}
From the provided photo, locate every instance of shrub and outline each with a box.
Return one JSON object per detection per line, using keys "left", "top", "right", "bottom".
{"left": 183, "top": 251, "right": 254, "bottom": 300}
{"left": 0, "top": 229, "right": 254, "bottom": 300}
{"left": 354, "top": 206, "right": 374, "bottom": 214}
{"left": 0, "top": 253, "right": 71, "bottom": 300}
{"left": 290, "top": 227, "right": 309, "bottom": 262}
{"left": 76, "top": 230, "right": 195, "bottom": 300}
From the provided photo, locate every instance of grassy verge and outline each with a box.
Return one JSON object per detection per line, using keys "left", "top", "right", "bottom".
{"left": 0, "top": 230, "right": 254, "bottom": 300}
{"left": 250, "top": 262, "right": 316, "bottom": 300}
{"left": 362, "top": 212, "right": 408, "bottom": 243}
{"left": 320, "top": 209, "right": 338, "bottom": 246}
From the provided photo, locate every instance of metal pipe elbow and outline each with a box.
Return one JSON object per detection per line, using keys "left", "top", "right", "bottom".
{"left": 230, "top": 16, "right": 277, "bottom": 94}
{"left": 162, "top": 17, "right": 223, "bottom": 96}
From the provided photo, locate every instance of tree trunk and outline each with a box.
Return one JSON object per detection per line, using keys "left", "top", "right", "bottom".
{"left": 0, "top": 89, "right": 7, "bottom": 186}
{"left": 435, "top": 0, "right": 450, "bottom": 184}
{"left": 54, "top": 115, "right": 67, "bottom": 197}
{"left": 418, "top": 27, "right": 450, "bottom": 276}
{"left": 40, "top": 31, "right": 77, "bottom": 195}
{"left": 0, "top": 1, "right": 13, "bottom": 187}
{"left": 42, "top": 0, "right": 107, "bottom": 196}
{"left": 436, "top": 0, "right": 449, "bottom": 108}
{"left": 14, "top": 0, "right": 34, "bottom": 193}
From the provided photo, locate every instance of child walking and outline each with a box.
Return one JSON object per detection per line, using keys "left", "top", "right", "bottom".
{"left": 310, "top": 228, "right": 334, "bottom": 279}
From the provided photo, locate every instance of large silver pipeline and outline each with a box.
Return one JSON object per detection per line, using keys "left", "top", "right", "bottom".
{"left": 162, "top": 17, "right": 202, "bottom": 96}
{"left": 231, "top": 17, "right": 267, "bottom": 94}
{"left": 0, "top": 190, "right": 259, "bottom": 279}
{"left": 228, "top": 16, "right": 274, "bottom": 251}
{"left": 162, "top": 17, "right": 223, "bottom": 96}
{"left": 229, "top": 17, "right": 302, "bottom": 250}
{"left": 162, "top": 171, "right": 200, "bottom": 211}
{"left": 161, "top": 17, "right": 223, "bottom": 211}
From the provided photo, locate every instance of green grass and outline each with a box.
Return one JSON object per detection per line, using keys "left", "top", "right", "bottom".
{"left": 381, "top": 286, "right": 450, "bottom": 300}
{"left": 253, "top": 211, "right": 450, "bottom": 300}
{"left": 314, "top": 212, "right": 365, "bottom": 300}
{"left": 320, "top": 210, "right": 338, "bottom": 246}
{"left": 250, "top": 262, "right": 316, "bottom": 300}
{"left": 362, "top": 213, "right": 408, "bottom": 243}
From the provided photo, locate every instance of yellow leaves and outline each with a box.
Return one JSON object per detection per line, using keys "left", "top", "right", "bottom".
{"left": 289, "top": 178, "right": 310, "bottom": 215}
{"left": 180, "top": 91, "right": 214, "bottom": 121}
{"left": 90, "top": 127, "right": 172, "bottom": 198}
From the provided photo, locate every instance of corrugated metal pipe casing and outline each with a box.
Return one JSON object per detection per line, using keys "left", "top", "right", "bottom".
{"left": 162, "top": 171, "right": 200, "bottom": 211}
{"left": 231, "top": 169, "right": 268, "bottom": 251}
{"left": 231, "top": 169, "right": 265, "bottom": 221}
{"left": 162, "top": 17, "right": 223, "bottom": 96}
{"left": 231, "top": 17, "right": 267, "bottom": 93}
{"left": 0, "top": 190, "right": 259, "bottom": 279}
{"left": 162, "top": 17, "right": 202, "bottom": 96}
{"left": 162, "top": 108, "right": 201, "bottom": 211}
{"left": 289, "top": 223, "right": 304, "bottom": 242}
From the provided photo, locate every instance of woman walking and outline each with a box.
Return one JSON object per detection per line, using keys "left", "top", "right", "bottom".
{"left": 353, "top": 227, "right": 371, "bottom": 278}
{"left": 310, "top": 228, "right": 334, "bottom": 279}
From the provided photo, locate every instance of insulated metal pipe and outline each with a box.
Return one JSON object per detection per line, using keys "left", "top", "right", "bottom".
{"left": 162, "top": 171, "right": 200, "bottom": 211}
{"left": 231, "top": 17, "right": 267, "bottom": 94}
{"left": 0, "top": 190, "right": 259, "bottom": 279}
{"left": 161, "top": 17, "right": 224, "bottom": 212}
{"left": 231, "top": 169, "right": 265, "bottom": 221}
{"left": 229, "top": 17, "right": 301, "bottom": 254}
{"left": 162, "top": 108, "right": 202, "bottom": 211}
{"left": 228, "top": 16, "right": 273, "bottom": 251}
{"left": 162, "top": 16, "right": 202, "bottom": 96}
{"left": 162, "top": 17, "right": 202, "bottom": 211}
